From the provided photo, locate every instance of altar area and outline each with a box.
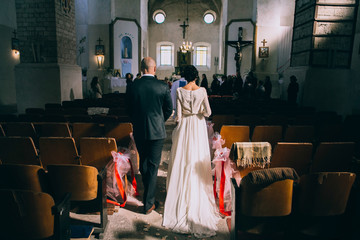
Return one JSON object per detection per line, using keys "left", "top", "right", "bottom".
{"left": 104, "top": 76, "right": 127, "bottom": 94}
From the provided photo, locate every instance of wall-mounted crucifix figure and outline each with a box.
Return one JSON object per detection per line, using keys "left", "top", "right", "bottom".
{"left": 226, "top": 27, "right": 253, "bottom": 76}
{"left": 179, "top": 21, "right": 189, "bottom": 39}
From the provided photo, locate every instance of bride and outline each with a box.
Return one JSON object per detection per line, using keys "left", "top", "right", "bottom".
{"left": 163, "top": 65, "right": 220, "bottom": 238}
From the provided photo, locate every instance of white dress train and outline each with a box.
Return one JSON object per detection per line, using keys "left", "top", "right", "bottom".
{"left": 163, "top": 87, "right": 220, "bottom": 238}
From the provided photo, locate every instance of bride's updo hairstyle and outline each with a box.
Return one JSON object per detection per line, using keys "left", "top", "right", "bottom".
{"left": 183, "top": 65, "right": 199, "bottom": 83}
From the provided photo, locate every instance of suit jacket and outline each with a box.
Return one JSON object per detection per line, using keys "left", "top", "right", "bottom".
{"left": 126, "top": 75, "right": 173, "bottom": 140}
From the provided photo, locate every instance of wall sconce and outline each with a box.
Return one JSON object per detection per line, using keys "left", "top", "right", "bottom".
{"left": 12, "top": 30, "right": 20, "bottom": 55}
{"left": 95, "top": 37, "right": 105, "bottom": 68}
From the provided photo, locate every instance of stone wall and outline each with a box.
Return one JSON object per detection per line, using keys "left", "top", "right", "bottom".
{"left": 14, "top": 0, "right": 82, "bottom": 113}
{"left": 15, "top": 0, "right": 57, "bottom": 63}
{"left": 286, "top": 0, "right": 360, "bottom": 115}
{"left": 0, "top": 0, "right": 18, "bottom": 113}
{"left": 15, "top": 0, "right": 77, "bottom": 64}
{"left": 0, "top": 25, "right": 20, "bottom": 113}
{"left": 55, "top": 0, "right": 76, "bottom": 64}
{"left": 292, "top": 0, "right": 358, "bottom": 68}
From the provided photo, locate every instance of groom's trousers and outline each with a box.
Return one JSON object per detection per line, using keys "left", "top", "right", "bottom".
{"left": 135, "top": 137, "right": 164, "bottom": 212}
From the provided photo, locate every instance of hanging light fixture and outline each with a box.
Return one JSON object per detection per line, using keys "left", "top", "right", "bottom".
{"left": 179, "top": 0, "right": 193, "bottom": 53}
{"left": 180, "top": 41, "right": 193, "bottom": 53}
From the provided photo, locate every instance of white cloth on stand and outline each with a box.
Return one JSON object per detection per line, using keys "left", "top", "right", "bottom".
{"left": 110, "top": 77, "right": 127, "bottom": 88}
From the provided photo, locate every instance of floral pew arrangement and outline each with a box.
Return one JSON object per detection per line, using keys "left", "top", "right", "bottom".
{"left": 106, "top": 133, "right": 141, "bottom": 207}
{"left": 207, "top": 122, "right": 238, "bottom": 216}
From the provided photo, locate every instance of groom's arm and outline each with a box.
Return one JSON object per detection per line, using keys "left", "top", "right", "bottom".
{"left": 125, "top": 84, "right": 133, "bottom": 119}
{"left": 163, "top": 86, "right": 173, "bottom": 121}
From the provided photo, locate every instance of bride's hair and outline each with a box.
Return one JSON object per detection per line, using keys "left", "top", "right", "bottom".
{"left": 184, "top": 65, "right": 199, "bottom": 83}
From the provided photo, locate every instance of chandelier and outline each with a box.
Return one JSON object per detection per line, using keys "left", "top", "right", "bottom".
{"left": 180, "top": 41, "right": 193, "bottom": 53}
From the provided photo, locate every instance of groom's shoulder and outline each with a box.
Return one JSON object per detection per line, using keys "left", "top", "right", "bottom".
{"left": 140, "top": 77, "right": 169, "bottom": 91}
{"left": 153, "top": 78, "right": 169, "bottom": 88}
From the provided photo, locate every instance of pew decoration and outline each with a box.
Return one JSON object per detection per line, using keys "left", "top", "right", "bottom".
{"left": 210, "top": 130, "right": 238, "bottom": 216}
{"left": 206, "top": 121, "right": 215, "bottom": 149}
{"left": 106, "top": 149, "right": 140, "bottom": 207}
{"left": 128, "top": 132, "right": 139, "bottom": 173}
{"left": 211, "top": 132, "right": 225, "bottom": 150}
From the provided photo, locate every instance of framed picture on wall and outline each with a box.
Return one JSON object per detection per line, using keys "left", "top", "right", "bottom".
{"left": 259, "top": 46, "right": 269, "bottom": 58}
{"left": 95, "top": 45, "right": 105, "bottom": 55}
{"left": 12, "top": 38, "right": 20, "bottom": 51}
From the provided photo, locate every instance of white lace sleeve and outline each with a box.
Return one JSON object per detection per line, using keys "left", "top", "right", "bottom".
{"left": 202, "top": 88, "right": 211, "bottom": 117}
{"left": 175, "top": 89, "right": 182, "bottom": 122}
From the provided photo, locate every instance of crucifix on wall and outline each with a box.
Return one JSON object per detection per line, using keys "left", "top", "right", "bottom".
{"left": 95, "top": 37, "right": 105, "bottom": 55}
{"left": 177, "top": 0, "right": 192, "bottom": 68}
{"left": 179, "top": 21, "right": 189, "bottom": 39}
{"left": 177, "top": 22, "right": 191, "bottom": 68}
{"left": 226, "top": 27, "right": 253, "bottom": 76}
{"left": 178, "top": 21, "right": 191, "bottom": 68}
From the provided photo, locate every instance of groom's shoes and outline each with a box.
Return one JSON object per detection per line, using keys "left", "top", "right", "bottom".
{"left": 144, "top": 201, "right": 159, "bottom": 215}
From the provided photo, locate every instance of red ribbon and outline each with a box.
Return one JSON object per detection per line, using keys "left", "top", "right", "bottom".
{"left": 213, "top": 161, "right": 231, "bottom": 216}
{"left": 113, "top": 152, "right": 139, "bottom": 207}
{"left": 214, "top": 171, "right": 218, "bottom": 200}
{"left": 106, "top": 199, "right": 120, "bottom": 206}
{"left": 114, "top": 161, "right": 127, "bottom": 207}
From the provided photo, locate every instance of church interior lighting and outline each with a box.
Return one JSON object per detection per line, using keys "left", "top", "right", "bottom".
{"left": 180, "top": 41, "right": 193, "bottom": 53}
{"left": 95, "top": 37, "right": 105, "bottom": 69}
{"left": 96, "top": 55, "right": 104, "bottom": 68}
{"left": 153, "top": 10, "right": 166, "bottom": 24}
{"left": 203, "top": 10, "right": 216, "bottom": 24}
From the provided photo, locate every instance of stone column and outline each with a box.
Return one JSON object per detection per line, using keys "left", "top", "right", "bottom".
{"left": 286, "top": 0, "right": 358, "bottom": 114}
{"left": 14, "top": 0, "right": 82, "bottom": 113}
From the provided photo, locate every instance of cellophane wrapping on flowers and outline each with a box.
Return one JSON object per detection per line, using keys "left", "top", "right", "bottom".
{"left": 209, "top": 131, "right": 238, "bottom": 214}
{"left": 106, "top": 150, "right": 135, "bottom": 204}
{"left": 212, "top": 147, "right": 233, "bottom": 213}
{"left": 128, "top": 132, "right": 139, "bottom": 173}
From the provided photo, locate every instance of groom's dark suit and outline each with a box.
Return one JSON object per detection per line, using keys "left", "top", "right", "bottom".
{"left": 126, "top": 75, "right": 173, "bottom": 212}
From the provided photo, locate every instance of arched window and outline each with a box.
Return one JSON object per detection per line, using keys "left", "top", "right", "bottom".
{"left": 193, "top": 42, "right": 211, "bottom": 70}
{"left": 203, "top": 10, "right": 216, "bottom": 24}
{"left": 153, "top": 10, "right": 166, "bottom": 24}
{"left": 156, "top": 42, "right": 174, "bottom": 68}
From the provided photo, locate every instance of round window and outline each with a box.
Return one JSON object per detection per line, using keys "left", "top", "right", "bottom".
{"left": 153, "top": 10, "right": 166, "bottom": 24}
{"left": 203, "top": 10, "right": 216, "bottom": 24}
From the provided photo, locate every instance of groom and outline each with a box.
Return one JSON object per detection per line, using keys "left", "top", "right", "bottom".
{"left": 126, "top": 57, "right": 173, "bottom": 214}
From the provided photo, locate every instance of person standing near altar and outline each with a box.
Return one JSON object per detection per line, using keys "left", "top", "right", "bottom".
{"left": 125, "top": 72, "right": 133, "bottom": 94}
{"left": 210, "top": 74, "right": 220, "bottom": 95}
{"left": 287, "top": 75, "right": 299, "bottom": 104}
{"left": 126, "top": 57, "right": 173, "bottom": 214}
{"left": 170, "top": 73, "right": 187, "bottom": 118}
{"left": 90, "top": 76, "right": 102, "bottom": 99}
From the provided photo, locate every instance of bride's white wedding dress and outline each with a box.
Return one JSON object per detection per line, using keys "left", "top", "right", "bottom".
{"left": 163, "top": 87, "right": 220, "bottom": 238}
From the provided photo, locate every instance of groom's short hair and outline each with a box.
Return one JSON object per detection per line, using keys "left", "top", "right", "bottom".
{"left": 141, "top": 57, "right": 156, "bottom": 72}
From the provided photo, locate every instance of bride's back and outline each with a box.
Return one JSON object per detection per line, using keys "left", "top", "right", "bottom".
{"left": 177, "top": 87, "right": 210, "bottom": 117}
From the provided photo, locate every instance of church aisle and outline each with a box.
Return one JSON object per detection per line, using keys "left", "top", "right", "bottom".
{"left": 100, "top": 117, "right": 230, "bottom": 240}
